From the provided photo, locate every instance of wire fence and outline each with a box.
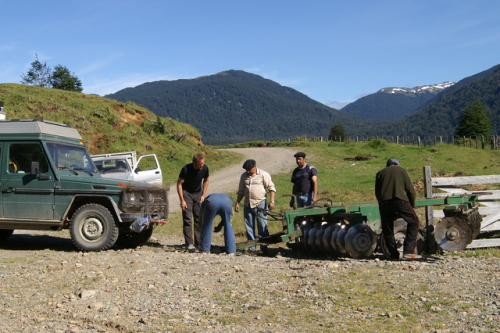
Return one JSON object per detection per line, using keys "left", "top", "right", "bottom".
{"left": 294, "top": 135, "right": 500, "bottom": 149}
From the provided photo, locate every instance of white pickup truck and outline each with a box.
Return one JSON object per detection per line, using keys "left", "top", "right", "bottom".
{"left": 91, "top": 151, "right": 163, "bottom": 185}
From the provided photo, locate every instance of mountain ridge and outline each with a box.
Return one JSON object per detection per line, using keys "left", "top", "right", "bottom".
{"left": 105, "top": 70, "right": 369, "bottom": 145}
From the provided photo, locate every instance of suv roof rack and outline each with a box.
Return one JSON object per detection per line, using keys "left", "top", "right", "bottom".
{"left": 0, "top": 119, "right": 81, "bottom": 140}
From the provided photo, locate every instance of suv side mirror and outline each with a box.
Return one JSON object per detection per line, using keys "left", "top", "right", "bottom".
{"left": 31, "top": 161, "right": 40, "bottom": 175}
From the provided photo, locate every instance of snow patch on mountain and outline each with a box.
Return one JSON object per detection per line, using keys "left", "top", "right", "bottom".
{"left": 378, "top": 81, "right": 456, "bottom": 94}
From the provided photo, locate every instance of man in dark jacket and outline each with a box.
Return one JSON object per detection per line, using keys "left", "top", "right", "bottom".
{"left": 375, "top": 158, "right": 421, "bottom": 260}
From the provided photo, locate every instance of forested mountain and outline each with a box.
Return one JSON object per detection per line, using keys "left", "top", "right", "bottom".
{"left": 105, "top": 70, "right": 369, "bottom": 145}
{"left": 363, "top": 64, "right": 500, "bottom": 138}
{"left": 105, "top": 65, "right": 500, "bottom": 143}
{"left": 341, "top": 82, "right": 455, "bottom": 121}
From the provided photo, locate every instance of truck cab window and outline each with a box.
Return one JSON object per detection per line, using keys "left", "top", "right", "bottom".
{"left": 8, "top": 143, "right": 49, "bottom": 174}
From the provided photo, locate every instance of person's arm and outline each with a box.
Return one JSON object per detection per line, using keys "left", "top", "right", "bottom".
{"left": 311, "top": 175, "right": 318, "bottom": 203}
{"left": 268, "top": 190, "right": 276, "bottom": 210}
{"left": 201, "top": 177, "right": 209, "bottom": 203}
{"left": 404, "top": 171, "right": 417, "bottom": 207}
{"left": 177, "top": 178, "right": 187, "bottom": 210}
{"left": 235, "top": 193, "right": 244, "bottom": 212}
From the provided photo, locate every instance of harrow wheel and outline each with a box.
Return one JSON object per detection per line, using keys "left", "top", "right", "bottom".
{"left": 379, "top": 219, "right": 424, "bottom": 260}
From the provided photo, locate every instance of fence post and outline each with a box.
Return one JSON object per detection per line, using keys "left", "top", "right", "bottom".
{"left": 418, "top": 136, "right": 421, "bottom": 147}
{"left": 423, "top": 166, "right": 436, "bottom": 254}
{"left": 482, "top": 135, "right": 485, "bottom": 149}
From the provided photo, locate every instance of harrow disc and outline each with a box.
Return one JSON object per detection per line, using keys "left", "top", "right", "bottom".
{"left": 435, "top": 216, "right": 474, "bottom": 251}
{"left": 344, "top": 224, "right": 377, "bottom": 259}
{"left": 315, "top": 223, "right": 327, "bottom": 253}
{"left": 302, "top": 224, "right": 311, "bottom": 251}
{"left": 336, "top": 224, "right": 349, "bottom": 256}
{"left": 435, "top": 207, "right": 482, "bottom": 251}
{"left": 307, "top": 223, "right": 320, "bottom": 253}
{"left": 330, "top": 224, "right": 341, "bottom": 255}
{"left": 322, "top": 223, "right": 336, "bottom": 255}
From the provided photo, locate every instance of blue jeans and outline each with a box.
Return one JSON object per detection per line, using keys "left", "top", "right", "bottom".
{"left": 244, "top": 200, "right": 269, "bottom": 251}
{"left": 296, "top": 193, "right": 313, "bottom": 208}
{"left": 199, "top": 193, "right": 236, "bottom": 254}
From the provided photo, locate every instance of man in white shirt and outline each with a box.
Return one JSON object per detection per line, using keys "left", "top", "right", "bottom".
{"left": 235, "top": 159, "right": 276, "bottom": 252}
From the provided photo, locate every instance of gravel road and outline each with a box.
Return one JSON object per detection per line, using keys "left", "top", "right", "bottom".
{"left": 1, "top": 148, "right": 499, "bottom": 332}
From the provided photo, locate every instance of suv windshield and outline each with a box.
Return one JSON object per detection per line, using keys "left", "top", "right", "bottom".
{"left": 46, "top": 142, "right": 98, "bottom": 173}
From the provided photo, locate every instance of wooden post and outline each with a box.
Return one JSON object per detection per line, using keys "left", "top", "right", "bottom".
{"left": 440, "top": 136, "right": 443, "bottom": 144}
{"left": 418, "top": 136, "right": 421, "bottom": 147}
{"left": 396, "top": 136, "right": 399, "bottom": 144}
{"left": 423, "top": 166, "right": 436, "bottom": 254}
{"left": 482, "top": 135, "right": 485, "bottom": 149}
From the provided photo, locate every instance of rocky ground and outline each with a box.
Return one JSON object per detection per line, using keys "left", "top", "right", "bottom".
{"left": 0, "top": 148, "right": 499, "bottom": 332}
{"left": 0, "top": 232, "right": 499, "bottom": 333}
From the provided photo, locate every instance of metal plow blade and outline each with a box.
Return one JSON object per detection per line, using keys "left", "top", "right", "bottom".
{"left": 344, "top": 224, "right": 377, "bottom": 259}
{"left": 435, "top": 207, "right": 482, "bottom": 251}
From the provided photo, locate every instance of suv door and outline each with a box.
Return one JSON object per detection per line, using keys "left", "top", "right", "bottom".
{"left": 2, "top": 142, "right": 56, "bottom": 220}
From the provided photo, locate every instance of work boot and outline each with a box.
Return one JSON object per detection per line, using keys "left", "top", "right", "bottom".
{"left": 403, "top": 253, "right": 422, "bottom": 260}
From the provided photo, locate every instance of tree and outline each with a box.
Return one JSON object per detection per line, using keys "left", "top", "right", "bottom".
{"left": 51, "top": 65, "right": 83, "bottom": 92}
{"left": 329, "top": 122, "right": 347, "bottom": 141}
{"left": 20, "top": 54, "right": 52, "bottom": 88}
{"left": 455, "top": 100, "right": 491, "bottom": 138}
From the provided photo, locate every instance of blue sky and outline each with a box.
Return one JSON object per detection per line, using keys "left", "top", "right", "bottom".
{"left": 1, "top": 0, "right": 499, "bottom": 109}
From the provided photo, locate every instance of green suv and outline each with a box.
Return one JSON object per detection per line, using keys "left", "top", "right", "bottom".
{"left": 0, "top": 119, "right": 168, "bottom": 251}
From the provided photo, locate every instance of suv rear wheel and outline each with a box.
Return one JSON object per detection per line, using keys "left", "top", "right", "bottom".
{"left": 70, "top": 204, "right": 118, "bottom": 251}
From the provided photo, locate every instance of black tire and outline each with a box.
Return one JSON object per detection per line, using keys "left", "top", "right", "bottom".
{"left": 115, "top": 227, "right": 154, "bottom": 248}
{"left": 70, "top": 204, "right": 118, "bottom": 251}
{"left": 0, "top": 229, "right": 14, "bottom": 241}
{"left": 380, "top": 219, "right": 424, "bottom": 259}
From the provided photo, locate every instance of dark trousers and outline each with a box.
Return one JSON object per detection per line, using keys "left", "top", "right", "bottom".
{"left": 182, "top": 191, "right": 202, "bottom": 246}
{"left": 379, "top": 199, "right": 420, "bottom": 259}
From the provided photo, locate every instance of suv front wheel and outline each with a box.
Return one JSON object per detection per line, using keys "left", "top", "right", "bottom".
{"left": 70, "top": 204, "right": 119, "bottom": 251}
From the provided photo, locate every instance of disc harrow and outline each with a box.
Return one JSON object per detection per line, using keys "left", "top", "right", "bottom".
{"left": 236, "top": 193, "right": 486, "bottom": 259}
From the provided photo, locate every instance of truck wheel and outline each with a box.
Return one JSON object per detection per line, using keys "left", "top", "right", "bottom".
{"left": 0, "top": 229, "right": 14, "bottom": 241}
{"left": 116, "top": 227, "right": 154, "bottom": 248}
{"left": 70, "top": 204, "right": 118, "bottom": 251}
{"left": 379, "top": 219, "right": 424, "bottom": 259}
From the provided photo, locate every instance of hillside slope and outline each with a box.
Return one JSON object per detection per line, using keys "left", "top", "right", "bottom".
{"left": 105, "top": 70, "right": 370, "bottom": 145}
{"left": 0, "top": 83, "right": 236, "bottom": 184}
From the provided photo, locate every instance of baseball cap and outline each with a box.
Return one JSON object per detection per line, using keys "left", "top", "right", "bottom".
{"left": 386, "top": 158, "right": 400, "bottom": 166}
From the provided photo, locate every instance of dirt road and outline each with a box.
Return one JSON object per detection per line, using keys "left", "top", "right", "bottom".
{"left": 168, "top": 147, "right": 297, "bottom": 212}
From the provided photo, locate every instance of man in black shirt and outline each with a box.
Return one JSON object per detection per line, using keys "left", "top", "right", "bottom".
{"left": 290, "top": 152, "right": 318, "bottom": 208}
{"left": 177, "top": 153, "right": 209, "bottom": 252}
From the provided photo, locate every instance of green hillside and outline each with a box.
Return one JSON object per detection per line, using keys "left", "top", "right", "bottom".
{"left": 0, "top": 83, "right": 240, "bottom": 184}
{"left": 105, "top": 70, "right": 370, "bottom": 145}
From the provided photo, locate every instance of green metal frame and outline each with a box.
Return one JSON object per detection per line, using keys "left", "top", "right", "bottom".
{"left": 236, "top": 194, "right": 481, "bottom": 251}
